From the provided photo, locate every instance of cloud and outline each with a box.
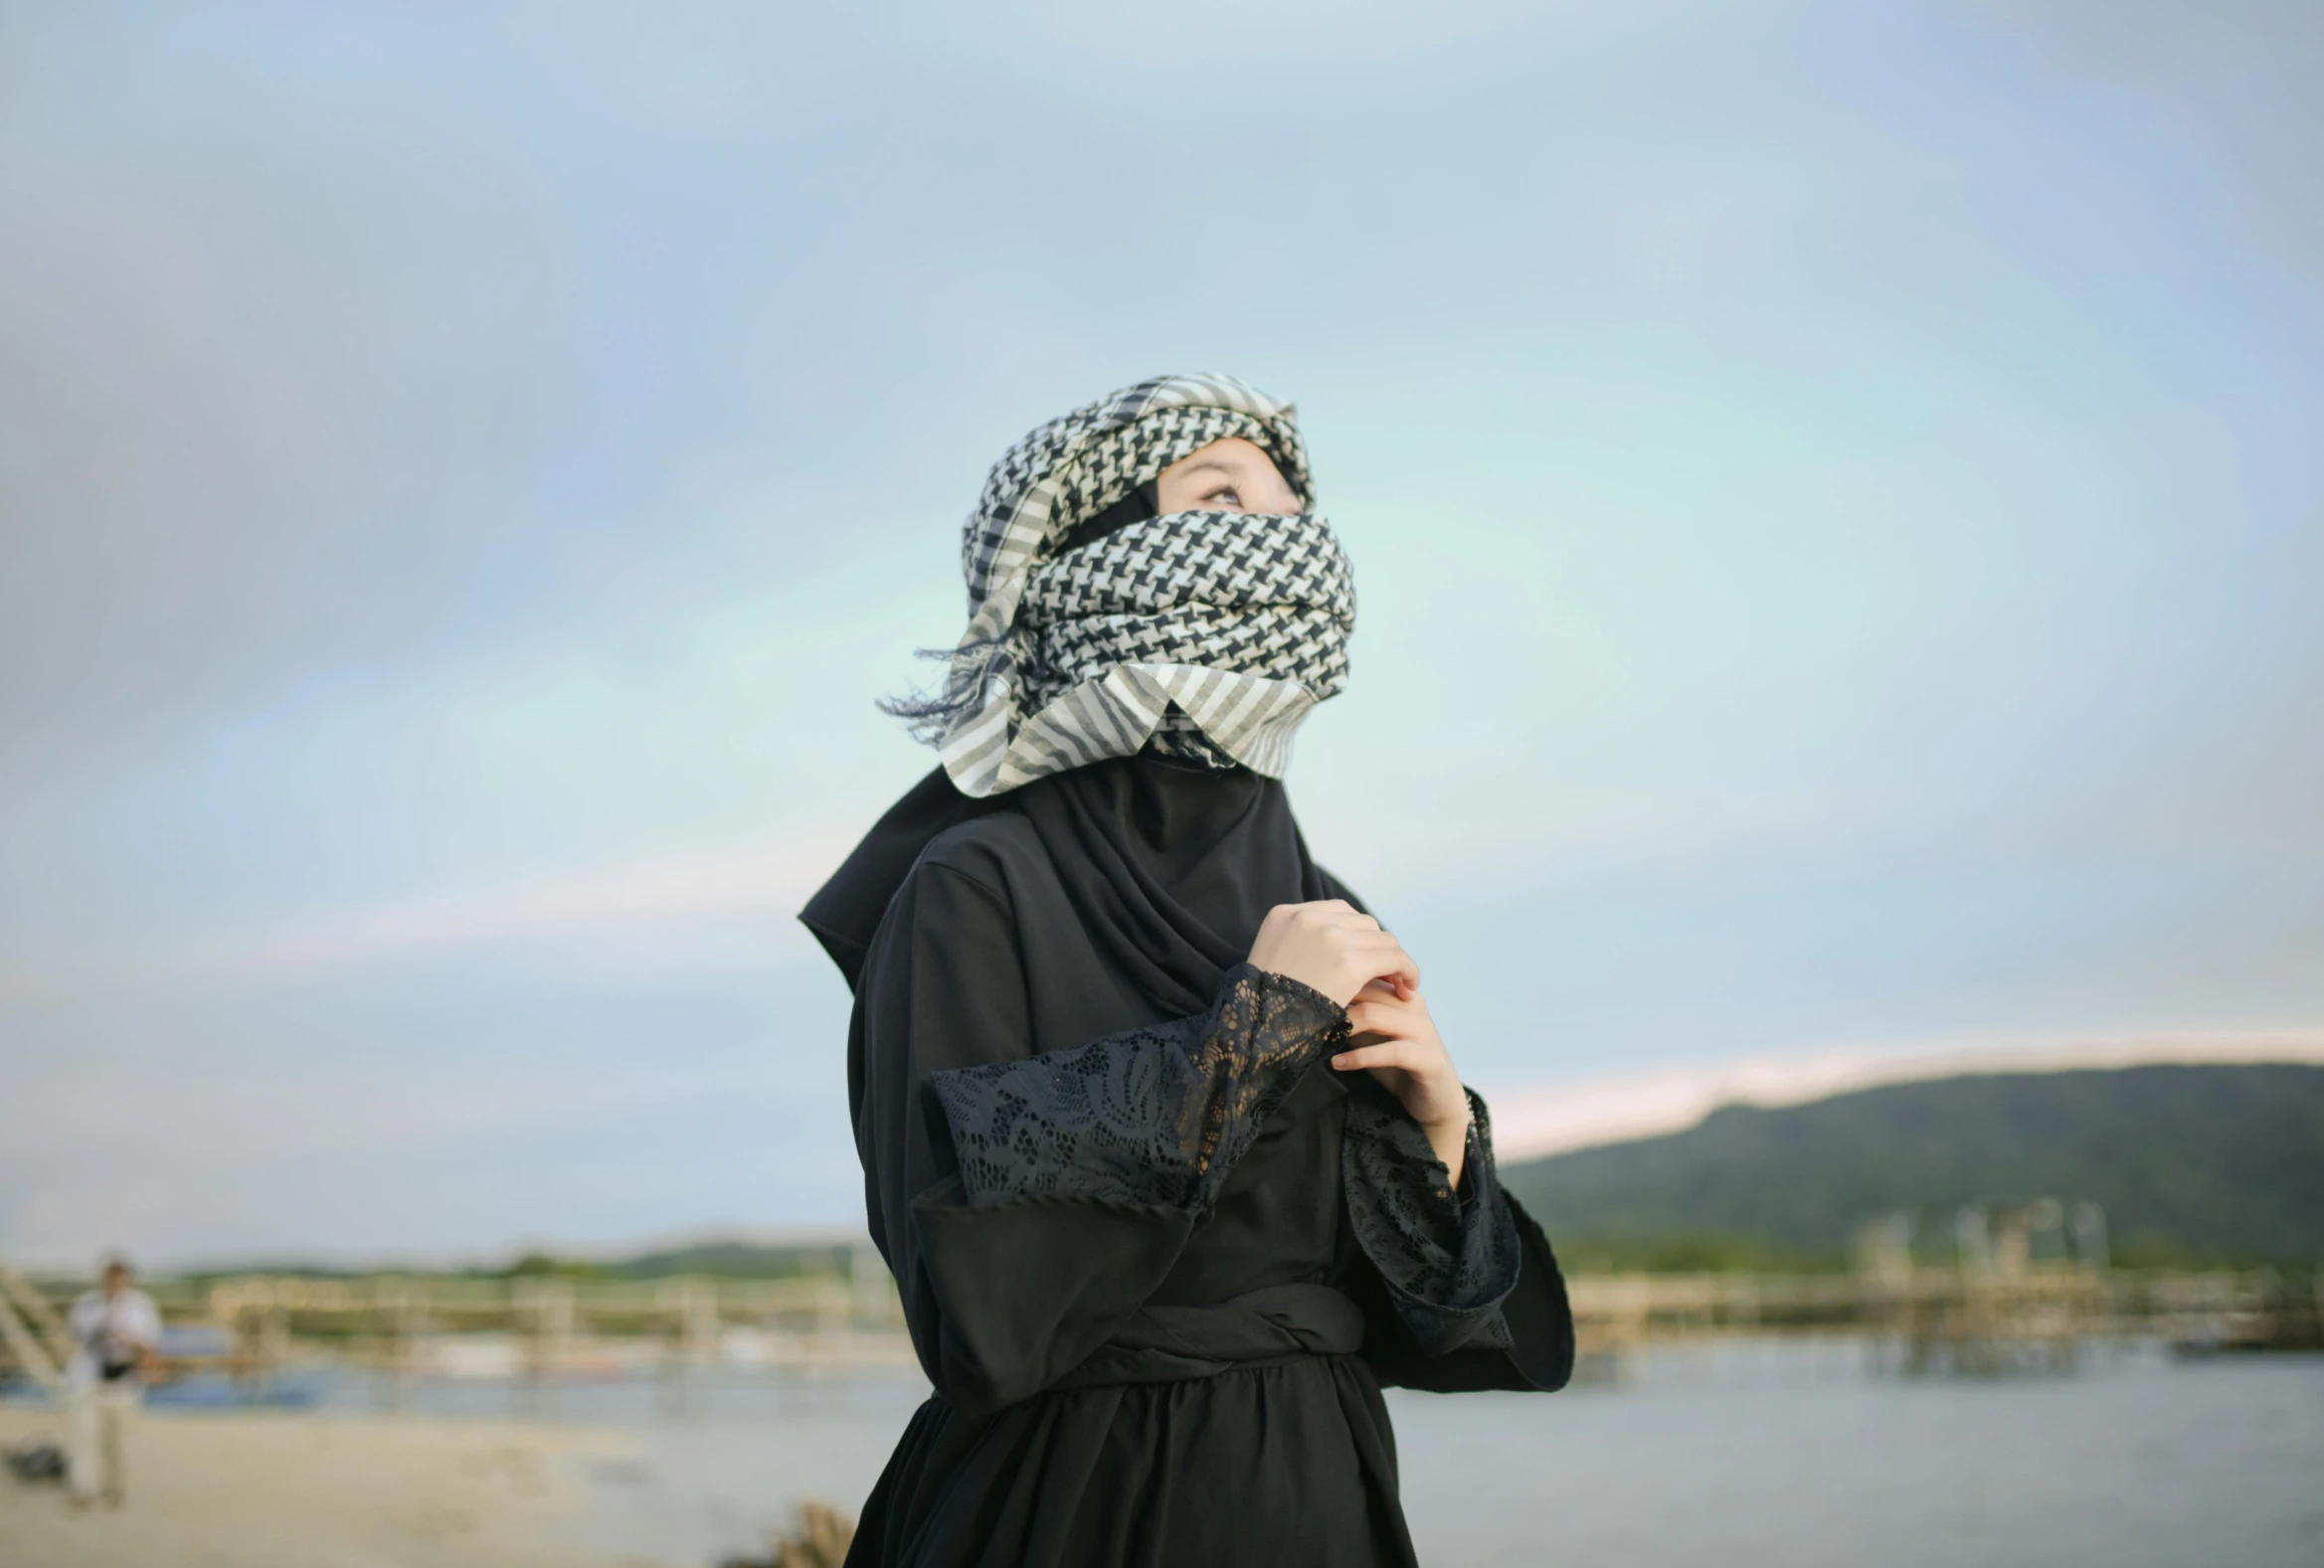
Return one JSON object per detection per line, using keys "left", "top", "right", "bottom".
{"left": 0, "top": 824, "right": 859, "bottom": 1014}
{"left": 0, "top": 1049, "right": 827, "bottom": 1268}
{"left": 0, "top": 28, "right": 581, "bottom": 791}
{"left": 213, "top": 834, "right": 850, "bottom": 977}
{"left": 4, "top": 0, "right": 2322, "bottom": 1266}
{"left": 1974, "top": 1, "right": 2324, "bottom": 308}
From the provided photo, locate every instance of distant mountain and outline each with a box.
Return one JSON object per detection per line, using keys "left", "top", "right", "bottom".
{"left": 1498, "top": 1063, "right": 2324, "bottom": 1269}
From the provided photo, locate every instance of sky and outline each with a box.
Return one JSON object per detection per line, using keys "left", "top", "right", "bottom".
{"left": 2, "top": 0, "right": 2319, "bottom": 1269}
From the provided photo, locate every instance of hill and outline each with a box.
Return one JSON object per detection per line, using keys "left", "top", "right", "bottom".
{"left": 1498, "top": 1063, "right": 2324, "bottom": 1269}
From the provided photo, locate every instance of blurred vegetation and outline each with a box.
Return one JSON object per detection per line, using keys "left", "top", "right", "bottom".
{"left": 1503, "top": 1064, "right": 2324, "bottom": 1270}
{"left": 600, "top": 1241, "right": 866, "bottom": 1280}
{"left": 472, "top": 1241, "right": 868, "bottom": 1282}
{"left": 1551, "top": 1232, "right": 1852, "bottom": 1275}
{"left": 162, "top": 1241, "right": 869, "bottom": 1288}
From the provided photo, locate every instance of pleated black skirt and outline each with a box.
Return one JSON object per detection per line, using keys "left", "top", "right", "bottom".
{"left": 845, "top": 1354, "right": 1416, "bottom": 1568}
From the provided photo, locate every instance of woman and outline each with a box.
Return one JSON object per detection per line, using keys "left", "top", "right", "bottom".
{"left": 802, "top": 374, "right": 1573, "bottom": 1568}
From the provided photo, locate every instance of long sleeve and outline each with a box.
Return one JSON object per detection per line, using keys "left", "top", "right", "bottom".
{"left": 929, "top": 961, "right": 1346, "bottom": 1213}
{"left": 1343, "top": 1080, "right": 1576, "bottom": 1392}
{"left": 850, "top": 854, "right": 1345, "bottom": 1417}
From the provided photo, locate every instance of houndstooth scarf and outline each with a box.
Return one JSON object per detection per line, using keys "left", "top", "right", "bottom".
{"left": 899, "top": 374, "right": 1355, "bottom": 797}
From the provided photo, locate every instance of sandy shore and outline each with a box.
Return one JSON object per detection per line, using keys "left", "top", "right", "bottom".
{"left": 0, "top": 1405, "right": 658, "bottom": 1568}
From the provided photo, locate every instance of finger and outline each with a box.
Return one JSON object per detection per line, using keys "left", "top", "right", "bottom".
{"left": 1331, "top": 1042, "right": 1419, "bottom": 1072}
{"left": 1341, "top": 930, "right": 1415, "bottom": 968}
{"left": 1343, "top": 1030, "right": 1444, "bottom": 1070}
{"left": 1353, "top": 969, "right": 1417, "bottom": 993}
{"left": 1343, "top": 1002, "right": 1420, "bottom": 1037}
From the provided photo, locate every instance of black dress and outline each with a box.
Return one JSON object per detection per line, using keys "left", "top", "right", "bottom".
{"left": 805, "top": 757, "right": 1573, "bottom": 1568}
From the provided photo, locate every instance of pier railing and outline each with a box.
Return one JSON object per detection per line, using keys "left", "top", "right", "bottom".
{"left": 3, "top": 1258, "right": 2314, "bottom": 1394}
{"left": 1565, "top": 1264, "right": 2319, "bottom": 1367}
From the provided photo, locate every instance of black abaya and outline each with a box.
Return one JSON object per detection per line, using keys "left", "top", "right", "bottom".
{"left": 807, "top": 757, "right": 1573, "bottom": 1568}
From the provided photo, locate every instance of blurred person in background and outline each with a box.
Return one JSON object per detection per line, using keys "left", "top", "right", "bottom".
{"left": 804, "top": 375, "right": 1574, "bottom": 1568}
{"left": 64, "top": 1256, "right": 161, "bottom": 1510}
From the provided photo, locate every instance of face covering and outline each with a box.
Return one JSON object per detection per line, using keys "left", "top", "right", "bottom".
{"left": 898, "top": 373, "right": 1356, "bottom": 797}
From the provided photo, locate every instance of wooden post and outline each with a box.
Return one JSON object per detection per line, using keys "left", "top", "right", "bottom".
{"left": 516, "top": 1278, "right": 573, "bottom": 1416}
{"left": 0, "top": 1263, "right": 75, "bottom": 1373}
{"left": 0, "top": 1290, "right": 62, "bottom": 1395}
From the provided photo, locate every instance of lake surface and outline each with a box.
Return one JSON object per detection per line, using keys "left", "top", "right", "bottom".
{"left": 323, "top": 1339, "right": 2324, "bottom": 1567}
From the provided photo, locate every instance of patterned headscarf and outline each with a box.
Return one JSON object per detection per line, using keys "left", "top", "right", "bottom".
{"left": 902, "top": 374, "right": 1356, "bottom": 797}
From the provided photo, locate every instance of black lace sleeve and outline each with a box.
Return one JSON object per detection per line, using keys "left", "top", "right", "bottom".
{"left": 928, "top": 962, "right": 1347, "bottom": 1215}
{"left": 1342, "top": 1083, "right": 1523, "bottom": 1356}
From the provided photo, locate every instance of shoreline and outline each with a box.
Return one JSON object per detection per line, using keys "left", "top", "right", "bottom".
{"left": 0, "top": 1405, "right": 652, "bottom": 1568}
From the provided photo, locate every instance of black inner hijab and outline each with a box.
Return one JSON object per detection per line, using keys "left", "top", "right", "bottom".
{"left": 803, "top": 476, "right": 1330, "bottom": 997}
{"left": 1054, "top": 478, "right": 1159, "bottom": 555}
{"left": 800, "top": 751, "right": 1332, "bottom": 1006}
{"left": 799, "top": 765, "right": 1004, "bottom": 988}
{"left": 801, "top": 480, "right": 1171, "bottom": 987}
{"left": 1012, "top": 753, "right": 1325, "bottom": 1018}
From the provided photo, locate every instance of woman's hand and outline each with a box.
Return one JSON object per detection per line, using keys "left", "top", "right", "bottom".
{"left": 1335, "top": 979, "right": 1472, "bottom": 1186}
{"left": 1246, "top": 900, "right": 1418, "bottom": 1008}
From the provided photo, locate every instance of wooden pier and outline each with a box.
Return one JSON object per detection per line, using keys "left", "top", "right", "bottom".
{"left": 1565, "top": 1265, "right": 2317, "bottom": 1368}
{"left": 4, "top": 1248, "right": 2314, "bottom": 1399}
{"left": 0, "top": 1247, "right": 920, "bottom": 1405}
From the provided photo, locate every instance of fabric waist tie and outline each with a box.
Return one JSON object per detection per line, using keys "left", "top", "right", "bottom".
{"left": 1047, "top": 1283, "right": 1366, "bottom": 1391}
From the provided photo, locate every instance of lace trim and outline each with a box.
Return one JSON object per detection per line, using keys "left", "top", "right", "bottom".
{"left": 1342, "top": 1086, "right": 1521, "bottom": 1355}
{"left": 929, "top": 963, "right": 1346, "bottom": 1214}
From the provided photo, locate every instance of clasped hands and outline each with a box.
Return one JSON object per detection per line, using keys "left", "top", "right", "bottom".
{"left": 1246, "top": 900, "right": 1471, "bottom": 1186}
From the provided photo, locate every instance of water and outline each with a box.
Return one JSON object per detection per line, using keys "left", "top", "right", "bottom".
{"left": 1391, "top": 1344, "right": 2324, "bottom": 1568}
{"left": 312, "top": 1341, "right": 2324, "bottom": 1566}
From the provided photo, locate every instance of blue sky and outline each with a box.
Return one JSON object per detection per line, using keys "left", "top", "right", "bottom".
{"left": 2, "top": 1, "right": 2319, "bottom": 1266}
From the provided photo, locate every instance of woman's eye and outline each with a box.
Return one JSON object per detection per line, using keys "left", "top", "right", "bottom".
{"left": 1208, "top": 488, "right": 1242, "bottom": 507}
